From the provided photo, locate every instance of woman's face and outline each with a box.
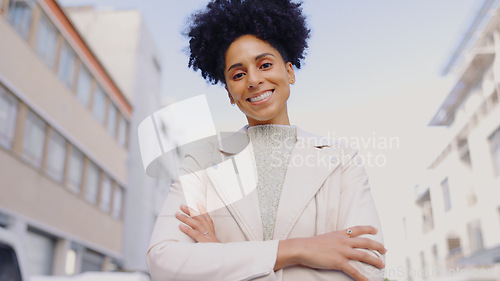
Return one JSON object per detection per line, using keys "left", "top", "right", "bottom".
{"left": 224, "top": 35, "right": 295, "bottom": 126}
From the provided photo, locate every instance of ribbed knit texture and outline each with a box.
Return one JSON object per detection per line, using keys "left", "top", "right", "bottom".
{"left": 247, "top": 124, "right": 297, "bottom": 240}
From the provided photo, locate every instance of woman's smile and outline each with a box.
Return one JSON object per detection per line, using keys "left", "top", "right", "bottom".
{"left": 247, "top": 89, "right": 274, "bottom": 104}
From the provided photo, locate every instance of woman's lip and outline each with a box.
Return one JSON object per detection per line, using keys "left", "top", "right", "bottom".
{"left": 246, "top": 90, "right": 274, "bottom": 102}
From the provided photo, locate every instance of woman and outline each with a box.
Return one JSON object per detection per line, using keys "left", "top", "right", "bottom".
{"left": 147, "top": 0, "right": 386, "bottom": 280}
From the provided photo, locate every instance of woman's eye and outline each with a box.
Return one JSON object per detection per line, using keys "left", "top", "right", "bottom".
{"left": 232, "top": 73, "right": 244, "bottom": 80}
{"left": 260, "top": 63, "right": 272, "bottom": 69}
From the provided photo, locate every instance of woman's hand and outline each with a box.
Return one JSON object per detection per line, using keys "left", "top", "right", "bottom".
{"left": 175, "top": 203, "right": 220, "bottom": 243}
{"left": 275, "top": 225, "right": 386, "bottom": 281}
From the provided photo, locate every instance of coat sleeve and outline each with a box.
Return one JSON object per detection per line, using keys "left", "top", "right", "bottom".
{"left": 336, "top": 148, "right": 385, "bottom": 281}
{"left": 146, "top": 155, "right": 280, "bottom": 281}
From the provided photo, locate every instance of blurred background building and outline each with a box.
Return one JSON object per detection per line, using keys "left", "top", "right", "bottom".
{"left": 402, "top": 0, "right": 500, "bottom": 280}
{"left": 0, "top": 0, "right": 169, "bottom": 276}
{"left": 64, "top": 6, "right": 169, "bottom": 272}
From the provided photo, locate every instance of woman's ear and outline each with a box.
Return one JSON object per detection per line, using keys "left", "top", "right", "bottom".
{"left": 286, "top": 62, "right": 295, "bottom": 84}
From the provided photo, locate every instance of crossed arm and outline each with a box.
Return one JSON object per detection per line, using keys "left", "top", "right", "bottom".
{"left": 147, "top": 151, "right": 386, "bottom": 281}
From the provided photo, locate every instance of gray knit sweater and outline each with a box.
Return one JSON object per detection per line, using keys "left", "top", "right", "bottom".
{"left": 247, "top": 124, "right": 297, "bottom": 240}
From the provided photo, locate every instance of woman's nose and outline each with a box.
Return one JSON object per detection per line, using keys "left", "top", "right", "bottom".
{"left": 247, "top": 69, "right": 263, "bottom": 89}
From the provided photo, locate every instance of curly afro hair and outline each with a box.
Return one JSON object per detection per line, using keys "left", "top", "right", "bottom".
{"left": 186, "top": 0, "right": 310, "bottom": 85}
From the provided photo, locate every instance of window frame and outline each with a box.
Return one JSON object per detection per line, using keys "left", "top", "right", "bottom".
{"left": 0, "top": 86, "right": 19, "bottom": 150}
{"left": 35, "top": 13, "right": 59, "bottom": 70}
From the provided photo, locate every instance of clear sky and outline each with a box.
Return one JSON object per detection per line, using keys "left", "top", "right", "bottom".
{"left": 60, "top": 0, "right": 479, "bottom": 275}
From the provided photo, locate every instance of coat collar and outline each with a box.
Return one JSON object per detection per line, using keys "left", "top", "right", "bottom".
{"left": 206, "top": 125, "right": 341, "bottom": 241}
{"left": 217, "top": 125, "right": 334, "bottom": 154}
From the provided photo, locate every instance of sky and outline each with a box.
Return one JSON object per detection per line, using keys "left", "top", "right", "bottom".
{"left": 59, "top": 0, "right": 480, "bottom": 275}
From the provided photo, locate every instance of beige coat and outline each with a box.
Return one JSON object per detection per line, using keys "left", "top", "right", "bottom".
{"left": 147, "top": 127, "right": 385, "bottom": 281}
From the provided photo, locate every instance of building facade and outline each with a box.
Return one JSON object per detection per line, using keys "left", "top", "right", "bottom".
{"left": 402, "top": 1, "right": 500, "bottom": 280}
{"left": 0, "top": 0, "right": 131, "bottom": 275}
{"left": 64, "top": 6, "right": 169, "bottom": 272}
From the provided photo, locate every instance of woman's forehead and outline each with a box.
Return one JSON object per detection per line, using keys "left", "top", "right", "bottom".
{"left": 225, "top": 35, "right": 283, "bottom": 64}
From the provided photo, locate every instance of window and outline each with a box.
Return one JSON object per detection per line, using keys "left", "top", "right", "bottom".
{"left": 107, "top": 104, "right": 117, "bottom": 137}
{"left": 46, "top": 130, "right": 66, "bottom": 182}
{"left": 117, "top": 116, "right": 128, "bottom": 147}
{"left": 432, "top": 245, "right": 439, "bottom": 276}
{"left": 81, "top": 248, "right": 104, "bottom": 272}
{"left": 57, "top": 42, "right": 76, "bottom": 89}
{"left": 406, "top": 258, "right": 413, "bottom": 281}
{"left": 35, "top": 14, "right": 58, "bottom": 69}
{"left": 7, "top": 0, "right": 35, "bottom": 40}
{"left": 92, "top": 86, "right": 106, "bottom": 124}
{"left": 0, "top": 87, "right": 18, "bottom": 149}
{"left": 422, "top": 201, "right": 434, "bottom": 233}
{"left": 441, "top": 178, "right": 452, "bottom": 212}
{"left": 489, "top": 127, "right": 500, "bottom": 176}
{"left": 25, "top": 229, "right": 55, "bottom": 275}
{"left": 67, "top": 147, "right": 84, "bottom": 194}
{"left": 467, "top": 220, "right": 484, "bottom": 253}
{"left": 112, "top": 186, "right": 123, "bottom": 219}
{"left": 419, "top": 251, "right": 427, "bottom": 279}
{"left": 76, "top": 66, "right": 92, "bottom": 107}
{"left": 85, "top": 162, "right": 99, "bottom": 204}
{"left": 100, "top": 175, "right": 112, "bottom": 212}
{"left": 457, "top": 138, "right": 471, "bottom": 167}
{"left": 22, "top": 111, "right": 46, "bottom": 167}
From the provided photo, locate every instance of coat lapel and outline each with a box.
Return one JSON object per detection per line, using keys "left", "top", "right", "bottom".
{"left": 204, "top": 128, "right": 264, "bottom": 241}
{"left": 204, "top": 126, "right": 341, "bottom": 241}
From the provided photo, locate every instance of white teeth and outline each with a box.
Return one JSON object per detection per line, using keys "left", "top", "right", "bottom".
{"left": 249, "top": 91, "right": 273, "bottom": 102}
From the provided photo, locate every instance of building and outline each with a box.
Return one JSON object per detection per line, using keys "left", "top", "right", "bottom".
{"left": 402, "top": 0, "right": 500, "bottom": 280}
{"left": 0, "top": 0, "right": 131, "bottom": 275}
{"left": 64, "top": 6, "right": 170, "bottom": 272}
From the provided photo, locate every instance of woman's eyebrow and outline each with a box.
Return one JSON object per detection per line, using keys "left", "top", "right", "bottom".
{"left": 227, "top": 63, "right": 243, "bottom": 73}
{"left": 255, "top": 52, "right": 274, "bottom": 61}
{"left": 226, "top": 53, "right": 275, "bottom": 73}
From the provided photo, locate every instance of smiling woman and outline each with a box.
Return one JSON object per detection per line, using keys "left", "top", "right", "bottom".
{"left": 147, "top": 0, "right": 386, "bottom": 280}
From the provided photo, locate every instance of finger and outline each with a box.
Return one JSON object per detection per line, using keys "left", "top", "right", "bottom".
{"left": 349, "top": 237, "right": 387, "bottom": 254}
{"left": 340, "top": 262, "right": 368, "bottom": 281}
{"left": 175, "top": 211, "right": 202, "bottom": 229}
{"left": 180, "top": 204, "right": 201, "bottom": 218}
{"left": 348, "top": 225, "right": 378, "bottom": 238}
{"left": 347, "top": 248, "right": 385, "bottom": 269}
{"left": 197, "top": 202, "right": 208, "bottom": 214}
{"left": 179, "top": 224, "right": 203, "bottom": 242}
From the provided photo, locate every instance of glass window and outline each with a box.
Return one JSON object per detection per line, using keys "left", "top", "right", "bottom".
{"left": 57, "top": 42, "right": 76, "bottom": 89}
{"left": 67, "top": 147, "right": 84, "bottom": 194}
{"left": 25, "top": 229, "right": 55, "bottom": 276}
{"left": 490, "top": 127, "right": 500, "bottom": 176}
{"left": 467, "top": 220, "right": 484, "bottom": 252}
{"left": 117, "top": 116, "right": 128, "bottom": 147}
{"left": 441, "top": 178, "right": 451, "bottom": 212}
{"left": 112, "top": 186, "right": 123, "bottom": 219}
{"left": 0, "top": 86, "right": 18, "bottom": 149}
{"left": 7, "top": 0, "right": 35, "bottom": 40}
{"left": 35, "top": 14, "right": 58, "bottom": 69}
{"left": 92, "top": 86, "right": 106, "bottom": 124}
{"left": 22, "top": 111, "right": 46, "bottom": 167}
{"left": 100, "top": 175, "right": 112, "bottom": 212}
{"left": 85, "top": 162, "right": 99, "bottom": 204}
{"left": 46, "top": 130, "right": 66, "bottom": 182}
{"left": 76, "top": 66, "right": 92, "bottom": 107}
{"left": 107, "top": 105, "right": 117, "bottom": 137}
